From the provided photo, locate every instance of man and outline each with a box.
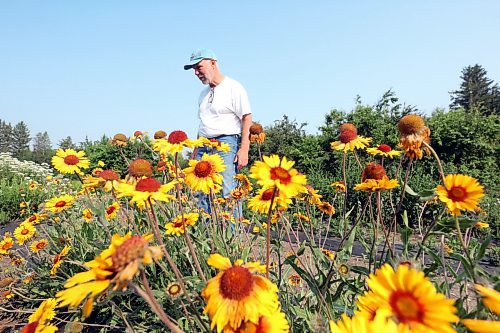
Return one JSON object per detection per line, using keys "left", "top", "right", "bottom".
{"left": 184, "top": 48, "right": 252, "bottom": 214}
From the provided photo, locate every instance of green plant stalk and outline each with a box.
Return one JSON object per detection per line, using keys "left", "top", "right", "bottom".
{"left": 454, "top": 215, "right": 477, "bottom": 284}
{"left": 341, "top": 152, "right": 348, "bottom": 238}
{"left": 133, "top": 270, "right": 184, "bottom": 333}
{"left": 174, "top": 152, "right": 207, "bottom": 283}
{"left": 422, "top": 141, "right": 446, "bottom": 184}
{"left": 265, "top": 187, "right": 278, "bottom": 279}
{"left": 376, "top": 191, "right": 394, "bottom": 259}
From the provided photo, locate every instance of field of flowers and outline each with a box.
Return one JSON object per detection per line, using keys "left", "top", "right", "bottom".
{"left": 0, "top": 115, "right": 498, "bottom": 333}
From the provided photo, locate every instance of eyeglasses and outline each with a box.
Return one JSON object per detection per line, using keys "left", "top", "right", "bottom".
{"left": 208, "top": 88, "right": 214, "bottom": 104}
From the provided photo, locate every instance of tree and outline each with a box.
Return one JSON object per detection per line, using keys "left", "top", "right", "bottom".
{"left": 32, "top": 131, "right": 53, "bottom": 164}
{"left": 0, "top": 119, "right": 13, "bottom": 153}
{"left": 450, "top": 64, "right": 500, "bottom": 115}
{"left": 59, "top": 136, "right": 76, "bottom": 149}
{"left": 11, "top": 121, "right": 31, "bottom": 159}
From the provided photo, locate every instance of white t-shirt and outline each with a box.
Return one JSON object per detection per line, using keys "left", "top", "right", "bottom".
{"left": 197, "top": 77, "right": 252, "bottom": 138}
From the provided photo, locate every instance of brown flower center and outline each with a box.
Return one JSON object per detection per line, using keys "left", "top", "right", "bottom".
{"left": 362, "top": 163, "right": 386, "bottom": 181}
{"left": 270, "top": 167, "right": 291, "bottom": 184}
{"left": 106, "top": 205, "right": 117, "bottom": 215}
{"left": 168, "top": 130, "right": 188, "bottom": 144}
{"left": 167, "top": 284, "right": 181, "bottom": 296}
{"left": 339, "top": 123, "right": 358, "bottom": 134}
{"left": 154, "top": 130, "right": 167, "bottom": 139}
{"left": 339, "top": 130, "right": 358, "bottom": 144}
{"left": 128, "top": 159, "right": 153, "bottom": 177}
{"left": 261, "top": 188, "right": 277, "bottom": 201}
{"left": 112, "top": 236, "right": 148, "bottom": 271}
{"left": 55, "top": 201, "right": 67, "bottom": 208}
{"left": 448, "top": 186, "right": 467, "bottom": 202}
{"left": 219, "top": 265, "right": 253, "bottom": 300}
{"left": 20, "top": 321, "right": 39, "bottom": 333}
{"left": 21, "top": 228, "right": 30, "bottom": 235}
{"left": 63, "top": 155, "right": 80, "bottom": 165}
{"left": 378, "top": 144, "right": 392, "bottom": 152}
{"left": 135, "top": 178, "right": 161, "bottom": 192}
{"left": 99, "top": 170, "right": 119, "bottom": 181}
{"left": 389, "top": 291, "right": 424, "bottom": 323}
{"left": 398, "top": 115, "right": 426, "bottom": 136}
{"left": 28, "top": 216, "right": 37, "bottom": 222}
{"left": 36, "top": 242, "right": 46, "bottom": 250}
{"left": 249, "top": 123, "right": 264, "bottom": 135}
{"left": 113, "top": 133, "right": 127, "bottom": 142}
{"left": 194, "top": 161, "right": 213, "bottom": 178}
{"left": 2, "top": 242, "right": 12, "bottom": 250}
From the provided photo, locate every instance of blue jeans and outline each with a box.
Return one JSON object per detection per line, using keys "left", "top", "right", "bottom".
{"left": 195, "top": 135, "right": 241, "bottom": 215}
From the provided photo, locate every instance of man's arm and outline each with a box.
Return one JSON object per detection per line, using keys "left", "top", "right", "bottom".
{"left": 235, "top": 113, "right": 252, "bottom": 170}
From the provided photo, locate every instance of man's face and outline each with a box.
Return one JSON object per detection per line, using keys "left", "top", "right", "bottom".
{"left": 192, "top": 59, "right": 215, "bottom": 85}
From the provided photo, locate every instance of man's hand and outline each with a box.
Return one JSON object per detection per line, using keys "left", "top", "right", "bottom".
{"left": 235, "top": 148, "right": 249, "bottom": 170}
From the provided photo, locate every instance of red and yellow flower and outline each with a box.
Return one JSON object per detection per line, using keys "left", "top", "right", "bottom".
{"left": 354, "top": 163, "right": 398, "bottom": 192}
{"left": 51, "top": 148, "right": 90, "bottom": 175}
{"left": 436, "top": 174, "right": 485, "bottom": 216}
{"left": 116, "top": 178, "right": 177, "bottom": 209}
{"left": 397, "top": 114, "right": 431, "bottom": 160}
{"left": 44, "top": 195, "right": 75, "bottom": 213}
{"left": 366, "top": 144, "right": 402, "bottom": 158}
{"left": 165, "top": 213, "right": 199, "bottom": 236}
{"left": 184, "top": 154, "right": 226, "bottom": 194}
{"left": 152, "top": 130, "right": 196, "bottom": 155}
{"left": 30, "top": 239, "right": 49, "bottom": 253}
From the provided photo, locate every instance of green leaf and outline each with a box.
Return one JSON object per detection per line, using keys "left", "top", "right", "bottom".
{"left": 404, "top": 184, "right": 418, "bottom": 196}
{"left": 475, "top": 235, "right": 491, "bottom": 264}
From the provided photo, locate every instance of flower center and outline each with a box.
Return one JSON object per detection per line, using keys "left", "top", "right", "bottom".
{"left": 261, "top": 188, "right": 277, "bottom": 201}
{"left": 378, "top": 144, "right": 392, "bottom": 152}
{"left": 112, "top": 236, "right": 148, "bottom": 271}
{"left": 135, "top": 178, "right": 161, "bottom": 192}
{"left": 390, "top": 291, "right": 424, "bottom": 323}
{"left": 194, "top": 161, "right": 213, "bottom": 178}
{"left": 128, "top": 159, "right": 153, "bottom": 178}
{"left": 339, "top": 123, "right": 358, "bottom": 134}
{"left": 36, "top": 242, "right": 46, "bottom": 250}
{"left": 28, "top": 216, "right": 37, "bottom": 222}
{"left": 154, "top": 130, "right": 167, "bottom": 139}
{"left": 168, "top": 130, "right": 188, "bottom": 144}
{"left": 448, "top": 186, "right": 467, "bottom": 201}
{"left": 20, "top": 321, "right": 39, "bottom": 333}
{"left": 398, "top": 115, "right": 426, "bottom": 136}
{"left": 362, "top": 163, "right": 386, "bottom": 181}
{"left": 249, "top": 123, "right": 264, "bottom": 135}
{"left": 219, "top": 265, "right": 253, "bottom": 300}
{"left": 168, "top": 284, "right": 181, "bottom": 296}
{"left": 21, "top": 228, "right": 30, "bottom": 235}
{"left": 270, "top": 167, "right": 291, "bottom": 184}
{"left": 55, "top": 201, "right": 67, "bottom": 208}
{"left": 113, "top": 133, "right": 127, "bottom": 142}
{"left": 63, "top": 155, "right": 80, "bottom": 165}
{"left": 99, "top": 170, "right": 119, "bottom": 181}
{"left": 2, "top": 242, "right": 12, "bottom": 250}
{"left": 339, "top": 130, "right": 358, "bottom": 143}
{"left": 106, "top": 206, "right": 117, "bottom": 215}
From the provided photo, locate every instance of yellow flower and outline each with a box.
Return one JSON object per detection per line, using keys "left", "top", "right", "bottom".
{"left": 475, "top": 221, "right": 489, "bottom": 229}
{"left": 366, "top": 144, "right": 402, "bottom": 158}
{"left": 20, "top": 201, "right": 27, "bottom": 208}
{"left": 331, "top": 127, "right": 372, "bottom": 152}
{"left": 330, "top": 180, "right": 347, "bottom": 193}
{"left": 235, "top": 173, "right": 253, "bottom": 192}
{"left": 30, "top": 239, "right": 49, "bottom": 253}
{"left": 51, "top": 148, "right": 90, "bottom": 175}
{"left": 317, "top": 201, "right": 335, "bottom": 215}
{"left": 105, "top": 202, "right": 120, "bottom": 221}
{"left": 293, "top": 212, "right": 310, "bottom": 222}
{"left": 356, "top": 263, "right": 458, "bottom": 333}
{"left": 50, "top": 246, "right": 71, "bottom": 276}
{"left": 0, "top": 233, "right": 15, "bottom": 255}
{"left": 298, "top": 185, "right": 322, "bottom": 204}
{"left": 249, "top": 155, "right": 307, "bottom": 199}
{"left": 82, "top": 208, "right": 93, "bottom": 222}
{"left": 98, "top": 160, "right": 105, "bottom": 167}
{"left": 184, "top": 153, "right": 226, "bottom": 194}
{"left": 321, "top": 248, "right": 336, "bottom": 260}
{"left": 152, "top": 130, "right": 196, "bottom": 155}
{"left": 397, "top": 114, "right": 431, "bottom": 160}
{"left": 226, "top": 310, "right": 289, "bottom": 333}
{"left": 329, "top": 312, "right": 399, "bottom": 333}
{"left": 354, "top": 163, "right": 398, "bottom": 192}
{"left": 288, "top": 274, "right": 301, "bottom": 286}
{"left": 248, "top": 186, "right": 292, "bottom": 214}
{"left": 20, "top": 298, "right": 59, "bottom": 333}
{"left": 116, "top": 178, "right": 176, "bottom": 209}
{"left": 44, "top": 195, "right": 75, "bottom": 213}
{"left": 461, "top": 284, "right": 500, "bottom": 332}
{"left": 14, "top": 222, "right": 36, "bottom": 245}
{"left": 436, "top": 174, "right": 485, "bottom": 216}
{"left": 165, "top": 213, "right": 199, "bottom": 236}
{"left": 23, "top": 213, "right": 48, "bottom": 225}
{"left": 202, "top": 254, "right": 281, "bottom": 332}
{"left": 196, "top": 137, "right": 231, "bottom": 152}
{"left": 83, "top": 169, "right": 121, "bottom": 192}
{"left": 56, "top": 233, "right": 161, "bottom": 316}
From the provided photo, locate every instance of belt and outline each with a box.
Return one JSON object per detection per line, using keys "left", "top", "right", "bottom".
{"left": 207, "top": 134, "right": 240, "bottom": 140}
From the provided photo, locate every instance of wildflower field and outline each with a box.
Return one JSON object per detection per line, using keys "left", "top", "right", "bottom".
{"left": 0, "top": 114, "right": 499, "bottom": 333}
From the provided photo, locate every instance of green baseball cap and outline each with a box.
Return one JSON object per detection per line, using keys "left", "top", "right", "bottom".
{"left": 183, "top": 48, "right": 217, "bottom": 70}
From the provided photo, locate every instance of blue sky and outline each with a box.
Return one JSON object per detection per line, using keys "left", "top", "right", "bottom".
{"left": 1, "top": 1, "right": 499, "bottom": 147}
